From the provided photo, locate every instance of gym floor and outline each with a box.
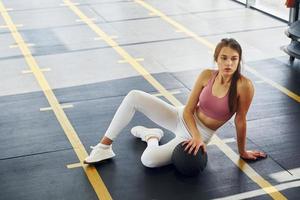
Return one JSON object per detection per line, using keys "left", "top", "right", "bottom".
{"left": 0, "top": 0, "right": 299, "bottom": 199}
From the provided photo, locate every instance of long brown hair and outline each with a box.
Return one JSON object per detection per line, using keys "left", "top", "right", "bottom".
{"left": 213, "top": 38, "right": 242, "bottom": 113}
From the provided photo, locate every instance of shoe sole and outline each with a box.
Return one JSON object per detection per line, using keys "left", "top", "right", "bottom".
{"left": 83, "top": 154, "right": 115, "bottom": 164}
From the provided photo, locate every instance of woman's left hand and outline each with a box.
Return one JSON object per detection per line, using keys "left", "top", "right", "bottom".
{"left": 182, "top": 136, "right": 206, "bottom": 156}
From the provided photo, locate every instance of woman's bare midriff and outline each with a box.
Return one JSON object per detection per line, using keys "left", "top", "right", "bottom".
{"left": 196, "top": 110, "right": 227, "bottom": 131}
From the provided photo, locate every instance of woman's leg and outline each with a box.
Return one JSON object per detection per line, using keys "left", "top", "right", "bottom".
{"left": 136, "top": 106, "right": 193, "bottom": 168}
{"left": 141, "top": 136, "right": 185, "bottom": 168}
{"left": 104, "top": 90, "right": 178, "bottom": 141}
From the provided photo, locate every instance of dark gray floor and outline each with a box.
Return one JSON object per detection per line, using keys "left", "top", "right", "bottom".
{"left": 0, "top": 0, "right": 299, "bottom": 199}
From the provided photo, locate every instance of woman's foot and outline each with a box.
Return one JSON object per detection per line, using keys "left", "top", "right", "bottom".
{"left": 84, "top": 143, "right": 115, "bottom": 164}
{"left": 131, "top": 126, "right": 164, "bottom": 142}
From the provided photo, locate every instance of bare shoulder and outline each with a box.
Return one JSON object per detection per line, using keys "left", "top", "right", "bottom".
{"left": 201, "top": 69, "right": 214, "bottom": 76}
{"left": 237, "top": 75, "right": 254, "bottom": 95}
{"left": 198, "top": 69, "right": 214, "bottom": 85}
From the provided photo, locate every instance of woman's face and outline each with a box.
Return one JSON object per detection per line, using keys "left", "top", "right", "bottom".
{"left": 216, "top": 46, "right": 240, "bottom": 77}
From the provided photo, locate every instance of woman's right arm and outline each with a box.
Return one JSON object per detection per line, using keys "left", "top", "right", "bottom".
{"left": 183, "top": 69, "right": 211, "bottom": 155}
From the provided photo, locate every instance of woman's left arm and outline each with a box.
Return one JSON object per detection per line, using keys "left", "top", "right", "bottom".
{"left": 235, "top": 78, "right": 267, "bottom": 160}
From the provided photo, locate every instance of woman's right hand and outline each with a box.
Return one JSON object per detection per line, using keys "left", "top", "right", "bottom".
{"left": 182, "top": 136, "right": 206, "bottom": 156}
{"left": 240, "top": 150, "right": 267, "bottom": 160}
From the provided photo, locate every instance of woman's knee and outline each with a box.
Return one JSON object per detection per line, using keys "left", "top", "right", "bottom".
{"left": 126, "top": 90, "right": 143, "bottom": 102}
{"left": 141, "top": 150, "right": 160, "bottom": 168}
{"left": 127, "top": 90, "right": 143, "bottom": 97}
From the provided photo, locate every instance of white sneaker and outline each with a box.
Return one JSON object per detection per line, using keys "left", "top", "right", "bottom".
{"left": 131, "top": 126, "right": 164, "bottom": 142}
{"left": 84, "top": 143, "right": 116, "bottom": 164}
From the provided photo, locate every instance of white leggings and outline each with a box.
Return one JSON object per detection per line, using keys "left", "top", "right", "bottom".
{"left": 105, "top": 90, "right": 215, "bottom": 168}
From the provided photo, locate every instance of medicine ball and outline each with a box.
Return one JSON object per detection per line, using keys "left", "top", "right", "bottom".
{"left": 171, "top": 142, "right": 207, "bottom": 176}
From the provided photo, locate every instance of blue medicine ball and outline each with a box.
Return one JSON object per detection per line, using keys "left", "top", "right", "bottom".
{"left": 172, "top": 142, "right": 207, "bottom": 176}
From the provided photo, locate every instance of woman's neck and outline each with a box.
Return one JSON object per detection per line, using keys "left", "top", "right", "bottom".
{"left": 216, "top": 73, "right": 232, "bottom": 85}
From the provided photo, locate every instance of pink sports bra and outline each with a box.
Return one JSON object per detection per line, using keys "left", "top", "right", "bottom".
{"left": 197, "top": 71, "right": 233, "bottom": 121}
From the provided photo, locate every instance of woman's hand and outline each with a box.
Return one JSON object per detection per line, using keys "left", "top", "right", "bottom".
{"left": 182, "top": 136, "right": 206, "bottom": 156}
{"left": 240, "top": 150, "right": 267, "bottom": 160}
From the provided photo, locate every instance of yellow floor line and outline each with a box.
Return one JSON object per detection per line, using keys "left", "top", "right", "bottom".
{"left": 135, "top": 0, "right": 300, "bottom": 104}
{"left": 212, "top": 136, "right": 286, "bottom": 199}
{"left": 245, "top": 65, "right": 300, "bottom": 101}
{"left": 64, "top": 0, "right": 287, "bottom": 199}
{"left": 0, "top": 1, "right": 112, "bottom": 200}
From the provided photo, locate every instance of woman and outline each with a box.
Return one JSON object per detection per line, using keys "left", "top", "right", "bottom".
{"left": 84, "top": 38, "right": 266, "bottom": 167}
